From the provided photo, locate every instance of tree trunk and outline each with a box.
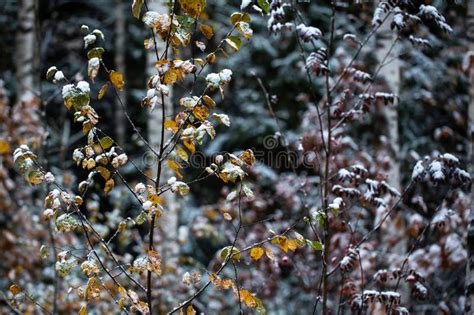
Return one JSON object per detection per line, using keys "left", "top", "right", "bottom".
{"left": 465, "top": 0, "right": 474, "bottom": 312}
{"left": 376, "top": 9, "right": 401, "bottom": 191}
{"left": 15, "top": 0, "right": 38, "bottom": 102}
{"left": 146, "top": 0, "right": 179, "bottom": 310}
{"left": 114, "top": 0, "right": 127, "bottom": 146}
{"left": 375, "top": 4, "right": 405, "bottom": 306}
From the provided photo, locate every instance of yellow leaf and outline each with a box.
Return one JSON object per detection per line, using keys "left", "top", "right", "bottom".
{"left": 96, "top": 166, "right": 111, "bottom": 180}
{"left": 222, "top": 278, "right": 235, "bottom": 290}
{"left": 178, "top": 0, "right": 206, "bottom": 17}
{"left": 75, "top": 196, "right": 84, "bottom": 206}
{"left": 118, "top": 298, "right": 126, "bottom": 310}
{"left": 110, "top": 70, "right": 125, "bottom": 90}
{"left": 104, "top": 178, "right": 115, "bottom": 195}
{"left": 176, "top": 146, "right": 189, "bottom": 162}
{"left": 168, "top": 160, "right": 181, "bottom": 171}
{"left": 79, "top": 304, "right": 87, "bottom": 315}
{"left": 168, "top": 160, "right": 183, "bottom": 179}
{"left": 219, "top": 47, "right": 229, "bottom": 58}
{"left": 147, "top": 194, "right": 162, "bottom": 206}
{"left": 86, "top": 158, "right": 96, "bottom": 170}
{"left": 186, "top": 305, "right": 196, "bottom": 315}
{"left": 250, "top": 247, "right": 264, "bottom": 261}
{"left": 133, "top": 301, "right": 149, "bottom": 314}
{"left": 164, "top": 119, "right": 179, "bottom": 133}
{"left": 206, "top": 53, "right": 216, "bottom": 64}
{"left": 265, "top": 247, "right": 276, "bottom": 261}
{"left": 230, "top": 12, "right": 251, "bottom": 25}
{"left": 237, "top": 21, "right": 253, "bottom": 40}
{"left": 288, "top": 239, "right": 297, "bottom": 252}
{"left": 209, "top": 273, "right": 222, "bottom": 288}
{"left": 202, "top": 95, "right": 216, "bottom": 107}
{"left": 98, "top": 82, "right": 109, "bottom": 100}
{"left": 163, "top": 68, "right": 180, "bottom": 85}
{"left": 9, "top": 284, "right": 21, "bottom": 296}
{"left": 85, "top": 277, "right": 101, "bottom": 300}
{"left": 183, "top": 139, "right": 196, "bottom": 154}
{"left": 194, "top": 58, "right": 205, "bottom": 66}
{"left": 199, "top": 24, "right": 214, "bottom": 39}
{"left": 132, "top": 0, "right": 143, "bottom": 19}
{"left": 240, "top": 289, "right": 257, "bottom": 308}
{"left": 26, "top": 170, "right": 44, "bottom": 185}
{"left": 83, "top": 121, "right": 92, "bottom": 134}
{"left": 272, "top": 236, "right": 289, "bottom": 253}
{"left": 0, "top": 139, "right": 11, "bottom": 154}
{"left": 193, "top": 105, "right": 209, "bottom": 121}
{"left": 118, "top": 285, "right": 127, "bottom": 297}
{"left": 239, "top": 149, "right": 255, "bottom": 166}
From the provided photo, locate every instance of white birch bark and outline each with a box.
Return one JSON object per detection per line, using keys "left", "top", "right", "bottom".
{"left": 375, "top": 1, "right": 406, "bottom": 289}
{"left": 114, "top": 0, "right": 127, "bottom": 146}
{"left": 377, "top": 8, "right": 401, "bottom": 191}
{"left": 15, "top": 0, "right": 37, "bottom": 101}
{"left": 146, "top": 0, "right": 179, "bottom": 267}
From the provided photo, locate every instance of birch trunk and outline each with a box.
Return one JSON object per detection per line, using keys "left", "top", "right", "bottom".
{"left": 377, "top": 10, "right": 401, "bottom": 191}
{"left": 146, "top": 0, "right": 179, "bottom": 307}
{"left": 15, "top": 0, "right": 38, "bottom": 101}
{"left": 375, "top": 1, "right": 405, "bottom": 295}
{"left": 114, "top": 0, "right": 127, "bottom": 146}
{"left": 465, "top": 0, "right": 474, "bottom": 312}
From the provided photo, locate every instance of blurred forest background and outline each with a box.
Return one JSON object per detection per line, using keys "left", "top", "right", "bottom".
{"left": 0, "top": 0, "right": 472, "bottom": 314}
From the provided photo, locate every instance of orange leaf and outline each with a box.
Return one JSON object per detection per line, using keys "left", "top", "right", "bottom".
{"left": 110, "top": 70, "right": 125, "bottom": 90}
{"left": 9, "top": 284, "right": 21, "bottom": 296}
{"left": 0, "top": 139, "right": 11, "bottom": 154}
{"left": 239, "top": 149, "right": 255, "bottom": 166}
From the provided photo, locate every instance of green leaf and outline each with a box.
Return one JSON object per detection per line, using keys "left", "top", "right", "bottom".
{"left": 99, "top": 136, "right": 114, "bottom": 150}
{"left": 306, "top": 240, "right": 323, "bottom": 251}
{"left": 230, "top": 12, "right": 251, "bottom": 25}
{"left": 257, "top": 0, "right": 270, "bottom": 13}
{"left": 40, "top": 245, "right": 50, "bottom": 260}
{"left": 225, "top": 36, "right": 242, "bottom": 52}
{"left": 219, "top": 246, "right": 241, "bottom": 261}
{"left": 255, "top": 297, "right": 267, "bottom": 315}
{"left": 132, "top": 0, "right": 143, "bottom": 19}
{"left": 135, "top": 211, "right": 147, "bottom": 225}
{"left": 87, "top": 47, "right": 105, "bottom": 59}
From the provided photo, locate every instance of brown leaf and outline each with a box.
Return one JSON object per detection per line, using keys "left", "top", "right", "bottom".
{"left": 200, "top": 24, "right": 214, "bottom": 39}
{"left": 147, "top": 249, "right": 162, "bottom": 276}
